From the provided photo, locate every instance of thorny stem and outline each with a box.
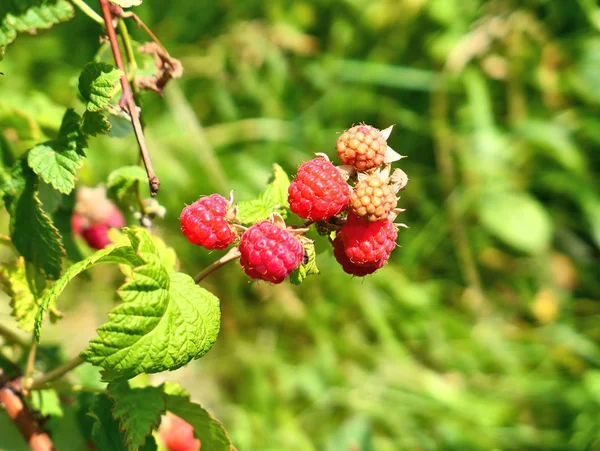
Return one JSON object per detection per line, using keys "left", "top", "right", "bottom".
{"left": 70, "top": 0, "right": 104, "bottom": 25}
{"left": 26, "top": 356, "right": 85, "bottom": 391}
{"left": 194, "top": 247, "right": 241, "bottom": 284}
{"left": 431, "top": 74, "right": 486, "bottom": 309}
{"left": 99, "top": 0, "right": 160, "bottom": 196}
{"left": 0, "top": 378, "right": 53, "bottom": 451}
{"left": 117, "top": 17, "right": 150, "bottom": 218}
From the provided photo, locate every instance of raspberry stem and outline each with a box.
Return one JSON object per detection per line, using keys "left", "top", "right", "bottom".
{"left": 194, "top": 247, "right": 241, "bottom": 284}
{"left": 98, "top": 0, "right": 160, "bottom": 196}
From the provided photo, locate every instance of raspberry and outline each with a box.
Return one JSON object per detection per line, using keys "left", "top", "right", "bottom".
{"left": 71, "top": 186, "right": 126, "bottom": 249}
{"left": 338, "top": 213, "right": 397, "bottom": 265}
{"left": 332, "top": 236, "right": 386, "bottom": 276}
{"left": 159, "top": 414, "right": 200, "bottom": 451}
{"left": 336, "top": 125, "right": 387, "bottom": 171}
{"left": 288, "top": 158, "right": 350, "bottom": 221}
{"left": 239, "top": 221, "right": 304, "bottom": 283}
{"left": 81, "top": 223, "right": 112, "bottom": 250}
{"left": 180, "top": 194, "right": 236, "bottom": 250}
{"left": 350, "top": 173, "right": 397, "bottom": 221}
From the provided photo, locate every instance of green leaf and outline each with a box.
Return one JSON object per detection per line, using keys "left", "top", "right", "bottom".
{"left": 236, "top": 164, "right": 291, "bottom": 225}
{"left": 78, "top": 62, "right": 123, "bottom": 112}
{"left": 30, "top": 389, "right": 63, "bottom": 418}
{"left": 236, "top": 198, "right": 277, "bottom": 225}
{"left": 27, "top": 109, "right": 86, "bottom": 195}
{"left": 0, "top": 0, "right": 74, "bottom": 47}
{"left": 110, "top": 0, "right": 143, "bottom": 7}
{"left": 107, "top": 380, "right": 165, "bottom": 451}
{"left": 81, "top": 111, "right": 111, "bottom": 136}
{"left": 52, "top": 190, "right": 85, "bottom": 263}
{"left": 28, "top": 144, "right": 83, "bottom": 194}
{"left": 477, "top": 191, "right": 553, "bottom": 255}
{"left": 289, "top": 241, "right": 319, "bottom": 285}
{"left": 163, "top": 382, "right": 234, "bottom": 451}
{"left": 263, "top": 163, "right": 290, "bottom": 209}
{"left": 55, "top": 108, "right": 87, "bottom": 154}
{"left": 0, "top": 257, "right": 37, "bottom": 331}
{"left": 106, "top": 165, "right": 147, "bottom": 204}
{"left": 5, "top": 161, "right": 65, "bottom": 279}
{"left": 82, "top": 269, "right": 221, "bottom": 379}
{"left": 91, "top": 395, "right": 128, "bottom": 451}
{"left": 34, "top": 245, "right": 142, "bottom": 342}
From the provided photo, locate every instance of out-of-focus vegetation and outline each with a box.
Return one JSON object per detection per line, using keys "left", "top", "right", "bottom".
{"left": 1, "top": 0, "right": 600, "bottom": 449}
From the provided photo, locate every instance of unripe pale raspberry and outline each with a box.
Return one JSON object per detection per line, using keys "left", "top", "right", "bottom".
{"left": 338, "top": 213, "right": 397, "bottom": 265}
{"left": 350, "top": 174, "right": 397, "bottom": 221}
{"left": 337, "top": 125, "right": 387, "bottom": 171}
{"left": 288, "top": 158, "right": 350, "bottom": 221}
{"left": 332, "top": 236, "right": 386, "bottom": 276}
{"left": 180, "top": 194, "right": 236, "bottom": 250}
{"left": 239, "top": 221, "right": 304, "bottom": 284}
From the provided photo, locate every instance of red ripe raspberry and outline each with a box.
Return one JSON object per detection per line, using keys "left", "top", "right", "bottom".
{"left": 81, "top": 223, "right": 112, "bottom": 250}
{"left": 338, "top": 213, "right": 397, "bottom": 265}
{"left": 288, "top": 158, "right": 350, "bottom": 221}
{"left": 72, "top": 207, "right": 125, "bottom": 250}
{"left": 239, "top": 221, "right": 304, "bottom": 284}
{"left": 180, "top": 194, "right": 236, "bottom": 250}
{"left": 337, "top": 125, "right": 387, "bottom": 171}
{"left": 350, "top": 173, "right": 397, "bottom": 222}
{"left": 332, "top": 237, "right": 386, "bottom": 276}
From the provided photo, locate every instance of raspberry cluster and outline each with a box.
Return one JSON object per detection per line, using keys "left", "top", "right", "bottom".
{"left": 289, "top": 124, "right": 408, "bottom": 276}
{"left": 178, "top": 123, "right": 408, "bottom": 283}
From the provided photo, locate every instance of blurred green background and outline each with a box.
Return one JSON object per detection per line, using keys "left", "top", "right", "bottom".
{"left": 2, "top": 0, "right": 600, "bottom": 449}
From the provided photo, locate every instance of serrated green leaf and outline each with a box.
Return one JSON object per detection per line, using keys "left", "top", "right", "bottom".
{"left": 34, "top": 245, "right": 142, "bottom": 342}
{"left": 236, "top": 198, "right": 277, "bottom": 225}
{"left": 236, "top": 164, "right": 291, "bottom": 225}
{"left": 28, "top": 144, "right": 83, "bottom": 194}
{"left": 163, "top": 382, "right": 234, "bottom": 451}
{"left": 107, "top": 380, "right": 165, "bottom": 451}
{"left": 106, "top": 165, "right": 147, "bottom": 204}
{"left": 0, "top": 0, "right": 74, "bottom": 47}
{"left": 289, "top": 241, "right": 319, "bottom": 285}
{"left": 81, "top": 110, "right": 111, "bottom": 136}
{"left": 78, "top": 62, "right": 123, "bottom": 112}
{"left": 477, "top": 191, "right": 553, "bottom": 255}
{"left": 91, "top": 395, "right": 128, "bottom": 451}
{"left": 56, "top": 108, "right": 87, "bottom": 154}
{"left": 110, "top": 0, "right": 143, "bottom": 7}
{"left": 82, "top": 270, "right": 221, "bottom": 379}
{"left": 4, "top": 161, "right": 65, "bottom": 280}
{"left": 0, "top": 257, "right": 37, "bottom": 331}
{"left": 27, "top": 109, "right": 87, "bottom": 195}
{"left": 30, "top": 389, "right": 63, "bottom": 418}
